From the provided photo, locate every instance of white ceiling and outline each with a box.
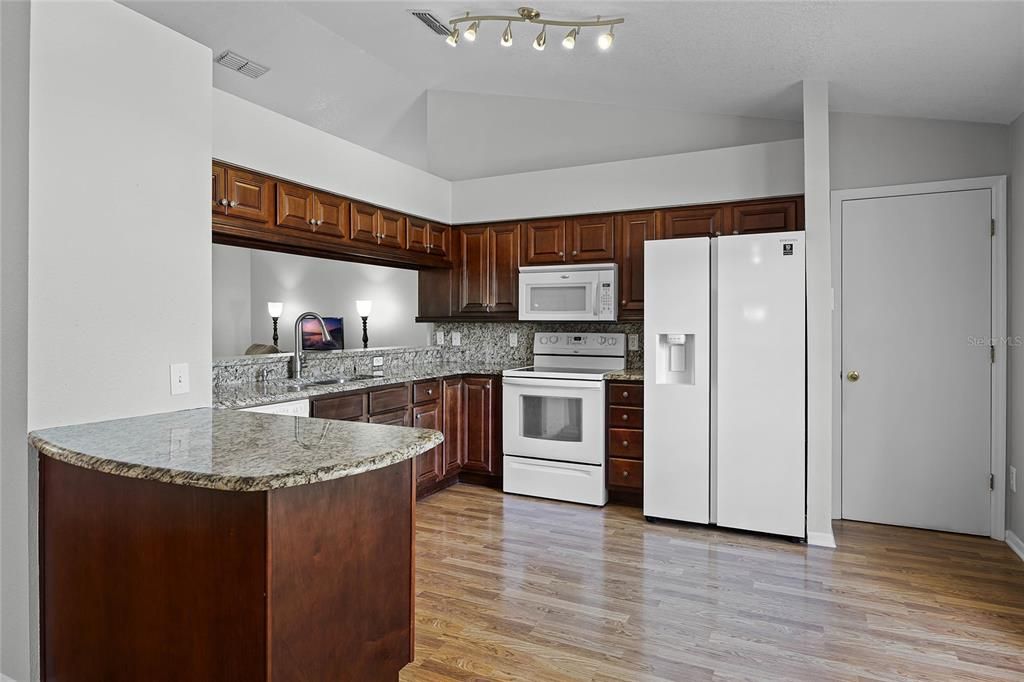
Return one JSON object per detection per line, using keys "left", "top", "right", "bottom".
{"left": 125, "top": 1, "right": 1024, "bottom": 178}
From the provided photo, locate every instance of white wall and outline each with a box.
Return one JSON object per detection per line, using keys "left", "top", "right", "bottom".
{"left": 27, "top": 0, "right": 213, "bottom": 431}
{"left": 1, "top": 1, "right": 33, "bottom": 678}
{"left": 212, "top": 244, "right": 253, "bottom": 357}
{"left": 452, "top": 139, "right": 804, "bottom": 224}
{"left": 830, "top": 112, "right": 1011, "bottom": 191}
{"left": 247, "top": 250, "right": 428, "bottom": 353}
{"left": 213, "top": 89, "right": 451, "bottom": 224}
{"left": 427, "top": 90, "right": 803, "bottom": 181}
{"left": 1009, "top": 112, "right": 1024, "bottom": 543}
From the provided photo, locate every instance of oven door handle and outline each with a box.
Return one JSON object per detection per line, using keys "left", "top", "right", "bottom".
{"left": 502, "top": 378, "right": 605, "bottom": 390}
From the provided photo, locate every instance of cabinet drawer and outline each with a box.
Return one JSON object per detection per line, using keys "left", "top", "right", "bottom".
{"left": 311, "top": 393, "right": 366, "bottom": 421}
{"left": 609, "top": 406, "right": 643, "bottom": 428}
{"left": 369, "top": 407, "right": 409, "bottom": 426}
{"left": 608, "top": 382, "right": 643, "bottom": 406}
{"left": 368, "top": 385, "right": 410, "bottom": 415}
{"left": 608, "top": 457, "right": 643, "bottom": 490}
{"left": 412, "top": 380, "right": 441, "bottom": 405}
{"left": 609, "top": 428, "right": 643, "bottom": 458}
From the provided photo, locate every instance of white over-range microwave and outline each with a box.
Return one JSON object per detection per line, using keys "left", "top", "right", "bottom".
{"left": 518, "top": 263, "right": 618, "bottom": 322}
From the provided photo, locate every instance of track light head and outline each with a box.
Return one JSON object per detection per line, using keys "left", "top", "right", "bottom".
{"left": 533, "top": 26, "right": 546, "bottom": 51}
{"left": 597, "top": 25, "right": 614, "bottom": 50}
{"left": 465, "top": 20, "right": 479, "bottom": 41}
{"left": 446, "top": 26, "right": 460, "bottom": 47}
{"left": 501, "top": 21, "right": 513, "bottom": 46}
{"left": 562, "top": 27, "right": 578, "bottom": 49}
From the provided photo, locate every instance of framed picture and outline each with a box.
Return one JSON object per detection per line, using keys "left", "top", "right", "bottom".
{"left": 301, "top": 316, "right": 344, "bottom": 350}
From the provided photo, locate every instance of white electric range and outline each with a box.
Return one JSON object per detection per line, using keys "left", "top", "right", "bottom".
{"left": 502, "top": 332, "right": 625, "bottom": 506}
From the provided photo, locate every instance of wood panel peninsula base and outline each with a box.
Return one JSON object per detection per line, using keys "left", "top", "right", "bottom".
{"left": 30, "top": 408, "right": 442, "bottom": 682}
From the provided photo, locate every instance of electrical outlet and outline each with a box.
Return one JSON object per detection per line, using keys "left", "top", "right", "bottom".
{"left": 435, "top": 330, "right": 444, "bottom": 345}
{"left": 509, "top": 332, "right": 518, "bottom": 347}
{"left": 1011, "top": 465, "right": 1017, "bottom": 493}
{"left": 627, "top": 334, "right": 639, "bottom": 351}
{"left": 169, "top": 427, "right": 191, "bottom": 453}
{"left": 372, "top": 356, "right": 384, "bottom": 367}
{"left": 169, "top": 363, "right": 190, "bottom": 395}
{"left": 452, "top": 331, "right": 462, "bottom": 346}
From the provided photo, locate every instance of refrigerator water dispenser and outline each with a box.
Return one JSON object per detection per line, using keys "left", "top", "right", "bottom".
{"left": 655, "top": 333, "right": 695, "bottom": 385}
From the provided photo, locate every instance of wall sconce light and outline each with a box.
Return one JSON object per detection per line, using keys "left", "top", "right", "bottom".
{"left": 356, "top": 300, "right": 373, "bottom": 349}
{"left": 267, "top": 301, "right": 283, "bottom": 347}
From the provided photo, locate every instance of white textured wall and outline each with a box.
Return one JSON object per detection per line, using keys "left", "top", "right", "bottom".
{"left": 247, "top": 250, "right": 428, "bottom": 353}
{"left": 1, "top": 1, "right": 33, "bottom": 678}
{"left": 212, "top": 244, "right": 253, "bottom": 358}
{"left": 213, "top": 89, "right": 451, "bottom": 224}
{"left": 1009, "top": 113, "right": 1024, "bottom": 544}
{"left": 452, "top": 139, "right": 804, "bottom": 224}
{"left": 830, "top": 112, "right": 1011, "bottom": 190}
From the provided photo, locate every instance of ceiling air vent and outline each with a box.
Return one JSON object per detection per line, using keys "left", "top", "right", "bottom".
{"left": 215, "top": 50, "right": 270, "bottom": 79}
{"left": 408, "top": 9, "right": 451, "bottom": 36}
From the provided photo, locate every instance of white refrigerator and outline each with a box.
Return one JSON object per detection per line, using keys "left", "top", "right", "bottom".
{"left": 644, "top": 233, "right": 806, "bottom": 538}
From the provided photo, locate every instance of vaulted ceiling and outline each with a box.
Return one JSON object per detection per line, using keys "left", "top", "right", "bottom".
{"left": 125, "top": 1, "right": 1024, "bottom": 179}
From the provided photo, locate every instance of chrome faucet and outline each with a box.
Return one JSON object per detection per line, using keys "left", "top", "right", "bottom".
{"left": 293, "top": 312, "right": 333, "bottom": 381}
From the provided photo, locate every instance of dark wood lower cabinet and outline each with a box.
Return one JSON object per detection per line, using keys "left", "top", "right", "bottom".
{"left": 607, "top": 380, "right": 644, "bottom": 506}
{"left": 461, "top": 377, "right": 501, "bottom": 477}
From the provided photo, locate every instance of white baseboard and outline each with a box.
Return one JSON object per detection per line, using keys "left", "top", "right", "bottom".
{"left": 1006, "top": 530, "right": 1024, "bottom": 562}
{"left": 807, "top": 530, "right": 836, "bottom": 548}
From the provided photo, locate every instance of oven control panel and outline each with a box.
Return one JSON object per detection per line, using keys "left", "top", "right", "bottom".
{"left": 534, "top": 332, "right": 625, "bottom": 355}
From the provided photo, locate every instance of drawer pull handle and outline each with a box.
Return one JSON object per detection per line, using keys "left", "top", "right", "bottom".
{"left": 622, "top": 470, "right": 629, "bottom": 478}
{"left": 622, "top": 414, "right": 629, "bottom": 421}
{"left": 622, "top": 391, "right": 629, "bottom": 398}
{"left": 622, "top": 440, "right": 629, "bottom": 448}
{"left": 427, "top": 388, "right": 433, "bottom": 395}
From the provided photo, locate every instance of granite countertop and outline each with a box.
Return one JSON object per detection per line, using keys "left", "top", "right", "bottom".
{"left": 604, "top": 368, "right": 644, "bottom": 381}
{"left": 214, "top": 362, "right": 522, "bottom": 409}
{"left": 29, "top": 408, "right": 443, "bottom": 492}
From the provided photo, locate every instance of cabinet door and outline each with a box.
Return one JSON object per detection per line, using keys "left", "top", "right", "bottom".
{"left": 211, "top": 163, "right": 227, "bottom": 214}
{"left": 427, "top": 224, "right": 450, "bottom": 258}
{"left": 412, "top": 401, "right": 443, "bottom": 488}
{"left": 727, "top": 197, "right": 801, "bottom": 235}
{"left": 406, "top": 217, "right": 430, "bottom": 254}
{"left": 462, "top": 377, "right": 498, "bottom": 475}
{"left": 276, "top": 182, "right": 315, "bottom": 232}
{"left": 660, "top": 206, "right": 724, "bottom": 239}
{"left": 312, "top": 192, "right": 348, "bottom": 241}
{"left": 489, "top": 223, "right": 520, "bottom": 313}
{"left": 571, "top": 215, "right": 615, "bottom": 262}
{"left": 224, "top": 167, "right": 274, "bottom": 224}
{"left": 523, "top": 219, "right": 567, "bottom": 264}
{"left": 442, "top": 378, "right": 463, "bottom": 477}
{"left": 349, "top": 201, "right": 380, "bottom": 245}
{"left": 457, "top": 227, "right": 490, "bottom": 314}
{"left": 618, "top": 211, "right": 657, "bottom": 318}
{"left": 378, "top": 209, "right": 406, "bottom": 249}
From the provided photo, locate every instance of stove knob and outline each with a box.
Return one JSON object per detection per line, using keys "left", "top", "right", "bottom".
{"left": 607, "top": 337, "right": 618, "bottom": 346}
{"left": 539, "top": 337, "right": 548, "bottom": 345}
{"left": 549, "top": 335, "right": 559, "bottom": 344}
{"left": 597, "top": 337, "right": 607, "bottom": 345}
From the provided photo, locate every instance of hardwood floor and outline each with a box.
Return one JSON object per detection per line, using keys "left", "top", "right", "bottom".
{"left": 402, "top": 484, "right": 1024, "bottom": 681}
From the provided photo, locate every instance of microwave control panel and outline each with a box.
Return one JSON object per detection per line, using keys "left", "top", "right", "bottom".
{"left": 598, "top": 281, "right": 615, "bottom": 316}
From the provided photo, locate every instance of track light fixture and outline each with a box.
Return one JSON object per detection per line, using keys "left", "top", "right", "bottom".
{"left": 446, "top": 6, "right": 623, "bottom": 52}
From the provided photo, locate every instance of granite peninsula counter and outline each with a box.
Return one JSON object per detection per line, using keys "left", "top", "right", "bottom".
{"left": 31, "top": 407, "right": 440, "bottom": 681}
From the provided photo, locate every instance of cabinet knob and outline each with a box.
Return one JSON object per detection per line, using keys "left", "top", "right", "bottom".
{"left": 229, "top": 200, "right": 238, "bottom": 208}
{"left": 622, "top": 391, "right": 629, "bottom": 398}
{"left": 218, "top": 198, "right": 229, "bottom": 207}
{"left": 622, "top": 440, "right": 629, "bottom": 448}
{"left": 621, "top": 299, "right": 627, "bottom": 305}
{"left": 427, "top": 388, "right": 433, "bottom": 395}
{"left": 309, "top": 218, "right": 316, "bottom": 225}
{"left": 622, "top": 470, "right": 630, "bottom": 478}
{"left": 572, "top": 250, "right": 578, "bottom": 256}
{"left": 558, "top": 251, "right": 564, "bottom": 257}
{"left": 622, "top": 414, "right": 628, "bottom": 421}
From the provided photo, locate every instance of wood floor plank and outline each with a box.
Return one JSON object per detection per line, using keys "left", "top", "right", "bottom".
{"left": 402, "top": 485, "right": 1024, "bottom": 681}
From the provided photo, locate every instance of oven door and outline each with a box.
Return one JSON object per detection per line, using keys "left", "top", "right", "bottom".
{"left": 502, "top": 377, "right": 605, "bottom": 465}
{"left": 519, "top": 271, "right": 601, "bottom": 321}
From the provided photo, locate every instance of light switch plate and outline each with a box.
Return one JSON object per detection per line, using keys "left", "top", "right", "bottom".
{"left": 627, "top": 334, "right": 639, "bottom": 351}
{"left": 169, "top": 363, "right": 190, "bottom": 395}
{"left": 435, "top": 330, "right": 444, "bottom": 345}
{"left": 372, "top": 356, "right": 384, "bottom": 367}
{"left": 509, "top": 332, "right": 518, "bottom": 347}
{"left": 1011, "top": 465, "right": 1017, "bottom": 493}
{"left": 452, "top": 331, "right": 462, "bottom": 346}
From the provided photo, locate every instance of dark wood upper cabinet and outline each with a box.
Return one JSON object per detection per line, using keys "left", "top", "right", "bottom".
{"left": 350, "top": 201, "right": 380, "bottom": 245}
{"left": 523, "top": 219, "right": 567, "bottom": 265}
{"left": 276, "top": 182, "right": 315, "bottom": 232}
{"left": 211, "top": 163, "right": 227, "bottom": 213}
{"left": 660, "top": 206, "right": 724, "bottom": 239}
{"left": 489, "top": 223, "right": 520, "bottom": 313}
{"left": 618, "top": 211, "right": 657, "bottom": 319}
{"left": 458, "top": 227, "right": 490, "bottom": 315}
{"left": 427, "top": 223, "right": 449, "bottom": 258}
{"left": 570, "top": 214, "right": 615, "bottom": 262}
{"left": 224, "top": 167, "right": 273, "bottom": 224}
{"left": 378, "top": 209, "right": 406, "bottom": 249}
{"left": 461, "top": 377, "right": 499, "bottom": 476}
{"left": 727, "top": 197, "right": 802, "bottom": 235}
{"left": 407, "top": 217, "right": 430, "bottom": 254}
{"left": 312, "top": 192, "right": 348, "bottom": 241}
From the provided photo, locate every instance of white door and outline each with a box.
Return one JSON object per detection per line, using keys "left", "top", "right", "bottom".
{"left": 841, "top": 189, "right": 992, "bottom": 535}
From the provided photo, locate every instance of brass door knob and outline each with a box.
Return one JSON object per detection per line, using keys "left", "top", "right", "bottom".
{"left": 847, "top": 370, "right": 860, "bottom": 382}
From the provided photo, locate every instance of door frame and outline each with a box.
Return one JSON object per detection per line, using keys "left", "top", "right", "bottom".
{"left": 830, "top": 176, "right": 1007, "bottom": 540}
